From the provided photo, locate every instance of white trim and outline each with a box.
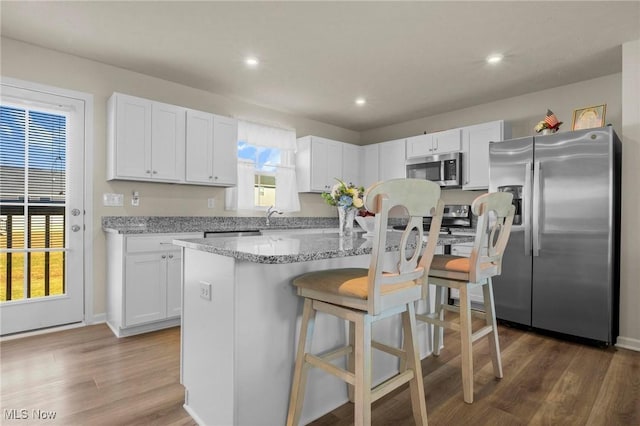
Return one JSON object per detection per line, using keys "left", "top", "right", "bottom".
{"left": 615, "top": 336, "right": 640, "bottom": 352}
{"left": 0, "top": 321, "right": 85, "bottom": 342}
{"left": 90, "top": 312, "right": 107, "bottom": 324}
{"left": 1, "top": 76, "right": 95, "bottom": 330}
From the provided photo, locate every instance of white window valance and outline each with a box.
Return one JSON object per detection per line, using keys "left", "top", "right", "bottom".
{"left": 237, "top": 120, "right": 296, "bottom": 151}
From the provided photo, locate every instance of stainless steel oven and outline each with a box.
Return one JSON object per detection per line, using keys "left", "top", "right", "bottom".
{"left": 406, "top": 152, "right": 462, "bottom": 188}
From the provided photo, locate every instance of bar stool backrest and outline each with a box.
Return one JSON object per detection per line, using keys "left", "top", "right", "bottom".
{"left": 363, "top": 178, "right": 444, "bottom": 314}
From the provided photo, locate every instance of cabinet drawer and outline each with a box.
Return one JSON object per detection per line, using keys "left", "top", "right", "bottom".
{"left": 126, "top": 233, "right": 201, "bottom": 253}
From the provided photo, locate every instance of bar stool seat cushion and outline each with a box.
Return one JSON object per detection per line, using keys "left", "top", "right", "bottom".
{"left": 293, "top": 268, "right": 418, "bottom": 300}
{"left": 430, "top": 255, "right": 500, "bottom": 282}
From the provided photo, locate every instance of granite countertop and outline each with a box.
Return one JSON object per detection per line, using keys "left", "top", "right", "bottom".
{"left": 102, "top": 216, "right": 339, "bottom": 235}
{"left": 173, "top": 231, "right": 474, "bottom": 264}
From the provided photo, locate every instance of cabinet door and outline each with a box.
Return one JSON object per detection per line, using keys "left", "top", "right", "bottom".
{"left": 124, "top": 253, "right": 167, "bottom": 326}
{"left": 432, "top": 128, "right": 461, "bottom": 154}
{"left": 326, "top": 140, "right": 343, "bottom": 188}
{"left": 185, "top": 109, "right": 214, "bottom": 184}
{"left": 406, "top": 134, "right": 434, "bottom": 158}
{"left": 166, "top": 250, "right": 182, "bottom": 318}
{"left": 379, "top": 139, "right": 406, "bottom": 181}
{"left": 310, "top": 138, "right": 329, "bottom": 192}
{"left": 342, "top": 143, "right": 361, "bottom": 186}
{"left": 462, "top": 121, "right": 503, "bottom": 190}
{"left": 114, "top": 94, "right": 152, "bottom": 179}
{"left": 151, "top": 102, "right": 185, "bottom": 181}
{"left": 211, "top": 115, "right": 238, "bottom": 186}
{"left": 361, "top": 144, "right": 379, "bottom": 189}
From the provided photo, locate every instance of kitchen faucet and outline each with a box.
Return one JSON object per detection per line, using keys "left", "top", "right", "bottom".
{"left": 266, "top": 205, "right": 283, "bottom": 226}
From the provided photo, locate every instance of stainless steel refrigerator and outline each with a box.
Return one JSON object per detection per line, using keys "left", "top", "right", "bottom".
{"left": 489, "top": 127, "right": 621, "bottom": 345}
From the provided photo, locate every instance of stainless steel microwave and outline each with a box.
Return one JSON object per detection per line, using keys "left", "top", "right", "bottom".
{"left": 406, "top": 152, "right": 462, "bottom": 188}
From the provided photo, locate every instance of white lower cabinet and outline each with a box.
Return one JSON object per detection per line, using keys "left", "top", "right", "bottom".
{"left": 106, "top": 232, "right": 201, "bottom": 337}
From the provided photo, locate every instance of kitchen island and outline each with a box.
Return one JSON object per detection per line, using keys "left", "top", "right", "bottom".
{"left": 173, "top": 231, "right": 473, "bottom": 426}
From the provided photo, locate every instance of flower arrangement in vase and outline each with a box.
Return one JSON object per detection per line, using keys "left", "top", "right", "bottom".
{"left": 321, "top": 179, "right": 365, "bottom": 236}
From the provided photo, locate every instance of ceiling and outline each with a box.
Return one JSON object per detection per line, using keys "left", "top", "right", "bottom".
{"left": 1, "top": 1, "right": 639, "bottom": 132}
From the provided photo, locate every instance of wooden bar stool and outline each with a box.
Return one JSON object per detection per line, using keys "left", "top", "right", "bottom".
{"left": 286, "top": 179, "right": 444, "bottom": 426}
{"left": 416, "top": 192, "right": 515, "bottom": 404}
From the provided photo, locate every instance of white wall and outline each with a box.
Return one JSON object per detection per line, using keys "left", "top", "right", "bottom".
{"left": 618, "top": 39, "right": 640, "bottom": 350}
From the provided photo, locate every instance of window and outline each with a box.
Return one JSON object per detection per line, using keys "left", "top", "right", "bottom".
{"left": 0, "top": 105, "right": 67, "bottom": 301}
{"left": 237, "top": 141, "right": 281, "bottom": 207}
{"left": 226, "top": 120, "right": 300, "bottom": 212}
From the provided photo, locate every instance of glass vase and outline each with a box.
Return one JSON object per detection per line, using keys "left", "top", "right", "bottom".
{"left": 338, "top": 207, "right": 356, "bottom": 237}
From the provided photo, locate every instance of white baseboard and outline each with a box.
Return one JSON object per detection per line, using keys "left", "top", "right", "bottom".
{"left": 89, "top": 312, "right": 107, "bottom": 324}
{"left": 183, "top": 403, "right": 205, "bottom": 426}
{"left": 615, "top": 336, "right": 640, "bottom": 352}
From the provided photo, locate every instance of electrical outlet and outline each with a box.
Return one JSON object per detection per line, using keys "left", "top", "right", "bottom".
{"left": 131, "top": 191, "right": 140, "bottom": 206}
{"left": 207, "top": 198, "right": 215, "bottom": 208}
{"left": 199, "top": 281, "right": 212, "bottom": 301}
{"left": 103, "top": 193, "right": 124, "bottom": 206}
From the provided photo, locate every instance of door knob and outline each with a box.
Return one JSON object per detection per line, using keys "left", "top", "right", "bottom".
{"left": 71, "top": 225, "right": 81, "bottom": 232}
{"left": 71, "top": 208, "right": 81, "bottom": 216}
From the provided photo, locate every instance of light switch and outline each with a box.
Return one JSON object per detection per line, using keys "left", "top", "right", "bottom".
{"left": 207, "top": 198, "right": 215, "bottom": 208}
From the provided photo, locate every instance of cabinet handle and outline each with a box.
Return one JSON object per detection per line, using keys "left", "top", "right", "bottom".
{"left": 161, "top": 254, "right": 167, "bottom": 259}
{"left": 214, "top": 176, "right": 218, "bottom": 180}
{"left": 146, "top": 170, "right": 151, "bottom": 174}
{"left": 168, "top": 254, "right": 174, "bottom": 259}
{"left": 153, "top": 170, "right": 158, "bottom": 174}
{"left": 209, "top": 176, "right": 213, "bottom": 179}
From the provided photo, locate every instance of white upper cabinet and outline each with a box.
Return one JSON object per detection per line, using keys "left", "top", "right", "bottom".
{"left": 151, "top": 102, "right": 186, "bottom": 181}
{"left": 297, "top": 136, "right": 345, "bottom": 193}
{"left": 342, "top": 143, "right": 361, "bottom": 186}
{"left": 406, "top": 128, "right": 461, "bottom": 159}
{"left": 185, "top": 110, "right": 237, "bottom": 186}
{"left": 211, "top": 115, "right": 238, "bottom": 186}
{"left": 461, "top": 120, "right": 508, "bottom": 190}
{"left": 378, "top": 138, "right": 407, "bottom": 181}
{"left": 107, "top": 92, "right": 185, "bottom": 182}
{"left": 406, "top": 133, "right": 433, "bottom": 158}
{"left": 361, "top": 144, "right": 379, "bottom": 189}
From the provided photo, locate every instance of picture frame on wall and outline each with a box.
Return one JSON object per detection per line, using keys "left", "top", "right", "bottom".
{"left": 572, "top": 104, "right": 606, "bottom": 131}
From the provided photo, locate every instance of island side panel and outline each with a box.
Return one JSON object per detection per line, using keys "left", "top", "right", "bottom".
{"left": 234, "top": 257, "right": 363, "bottom": 426}
{"left": 182, "top": 249, "right": 236, "bottom": 426}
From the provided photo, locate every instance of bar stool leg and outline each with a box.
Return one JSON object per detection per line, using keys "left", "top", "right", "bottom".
{"left": 459, "top": 286, "right": 474, "bottom": 404}
{"left": 347, "top": 321, "right": 356, "bottom": 402}
{"left": 432, "top": 285, "right": 445, "bottom": 356}
{"left": 403, "top": 303, "right": 429, "bottom": 425}
{"left": 286, "top": 299, "right": 316, "bottom": 426}
{"left": 353, "top": 314, "right": 372, "bottom": 426}
{"left": 483, "top": 279, "right": 503, "bottom": 379}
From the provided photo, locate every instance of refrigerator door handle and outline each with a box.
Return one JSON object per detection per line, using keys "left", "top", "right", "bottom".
{"left": 532, "top": 161, "right": 541, "bottom": 257}
{"left": 524, "top": 161, "right": 532, "bottom": 256}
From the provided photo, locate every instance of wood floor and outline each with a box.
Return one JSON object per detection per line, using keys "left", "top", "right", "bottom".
{"left": 1, "top": 323, "right": 638, "bottom": 425}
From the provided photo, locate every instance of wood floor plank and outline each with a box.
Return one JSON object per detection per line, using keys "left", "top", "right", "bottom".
{"left": 2, "top": 323, "right": 638, "bottom": 425}
{"left": 586, "top": 347, "right": 640, "bottom": 426}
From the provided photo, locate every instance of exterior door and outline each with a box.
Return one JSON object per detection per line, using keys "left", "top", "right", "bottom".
{"left": 0, "top": 84, "right": 85, "bottom": 335}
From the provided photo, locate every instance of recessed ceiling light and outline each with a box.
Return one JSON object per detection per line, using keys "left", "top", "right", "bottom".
{"left": 245, "top": 57, "right": 259, "bottom": 67}
{"left": 486, "top": 53, "right": 504, "bottom": 65}
{"left": 355, "top": 98, "right": 366, "bottom": 106}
